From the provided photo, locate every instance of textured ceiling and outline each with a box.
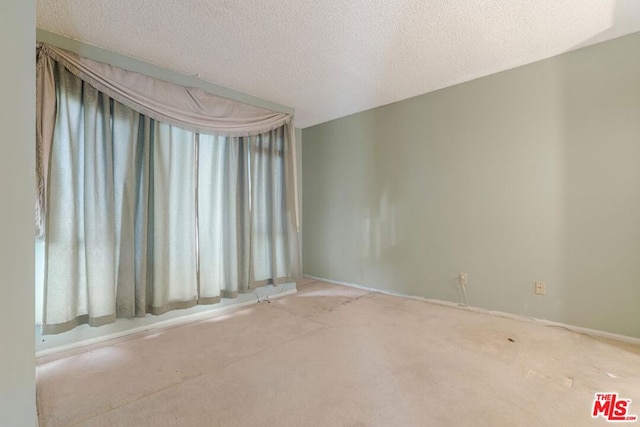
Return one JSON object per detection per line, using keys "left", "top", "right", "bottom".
{"left": 37, "top": 0, "right": 640, "bottom": 128}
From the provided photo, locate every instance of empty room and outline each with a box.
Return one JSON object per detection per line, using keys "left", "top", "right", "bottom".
{"left": 2, "top": 1, "right": 640, "bottom": 426}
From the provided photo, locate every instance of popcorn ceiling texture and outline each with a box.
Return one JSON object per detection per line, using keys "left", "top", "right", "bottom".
{"left": 37, "top": 0, "right": 640, "bottom": 128}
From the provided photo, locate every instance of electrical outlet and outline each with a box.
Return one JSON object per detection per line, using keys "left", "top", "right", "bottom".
{"left": 534, "top": 281, "right": 545, "bottom": 295}
{"left": 459, "top": 272, "right": 468, "bottom": 285}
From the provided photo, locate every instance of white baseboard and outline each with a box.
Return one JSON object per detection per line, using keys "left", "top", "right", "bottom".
{"left": 304, "top": 274, "right": 640, "bottom": 346}
{"left": 36, "top": 285, "right": 297, "bottom": 359}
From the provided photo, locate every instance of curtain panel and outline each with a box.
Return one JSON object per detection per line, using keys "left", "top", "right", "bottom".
{"left": 36, "top": 43, "right": 299, "bottom": 238}
{"left": 37, "top": 47, "right": 300, "bottom": 334}
{"left": 37, "top": 44, "right": 292, "bottom": 136}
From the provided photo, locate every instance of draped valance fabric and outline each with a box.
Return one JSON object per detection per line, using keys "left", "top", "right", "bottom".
{"left": 37, "top": 44, "right": 292, "bottom": 136}
{"left": 36, "top": 43, "right": 298, "bottom": 238}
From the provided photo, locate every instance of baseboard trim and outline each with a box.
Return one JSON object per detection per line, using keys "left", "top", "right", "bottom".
{"left": 304, "top": 274, "right": 640, "bottom": 346}
{"left": 36, "top": 287, "right": 297, "bottom": 359}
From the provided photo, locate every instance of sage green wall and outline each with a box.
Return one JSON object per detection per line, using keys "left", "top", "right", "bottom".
{"left": 302, "top": 32, "right": 640, "bottom": 338}
{"left": 1, "top": 1, "right": 36, "bottom": 425}
{"left": 296, "top": 127, "right": 303, "bottom": 265}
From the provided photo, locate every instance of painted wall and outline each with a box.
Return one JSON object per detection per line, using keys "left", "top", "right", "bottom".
{"left": 296, "top": 127, "right": 303, "bottom": 266}
{"left": 302, "top": 32, "right": 640, "bottom": 338}
{"left": 0, "top": 1, "right": 37, "bottom": 425}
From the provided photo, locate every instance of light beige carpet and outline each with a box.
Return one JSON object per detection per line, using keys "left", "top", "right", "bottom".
{"left": 37, "top": 279, "right": 640, "bottom": 426}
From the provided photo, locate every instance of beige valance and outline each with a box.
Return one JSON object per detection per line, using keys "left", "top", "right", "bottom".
{"left": 37, "top": 43, "right": 292, "bottom": 137}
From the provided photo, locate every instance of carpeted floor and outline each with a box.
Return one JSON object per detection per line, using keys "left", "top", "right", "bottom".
{"left": 36, "top": 279, "right": 640, "bottom": 426}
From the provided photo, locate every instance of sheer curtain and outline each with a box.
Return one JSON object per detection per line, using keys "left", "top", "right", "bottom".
{"left": 197, "top": 134, "right": 250, "bottom": 300}
{"left": 249, "top": 127, "right": 300, "bottom": 284}
{"left": 148, "top": 123, "right": 199, "bottom": 314}
{"left": 45, "top": 62, "right": 135, "bottom": 330}
{"left": 39, "top": 45, "right": 300, "bottom": 334}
